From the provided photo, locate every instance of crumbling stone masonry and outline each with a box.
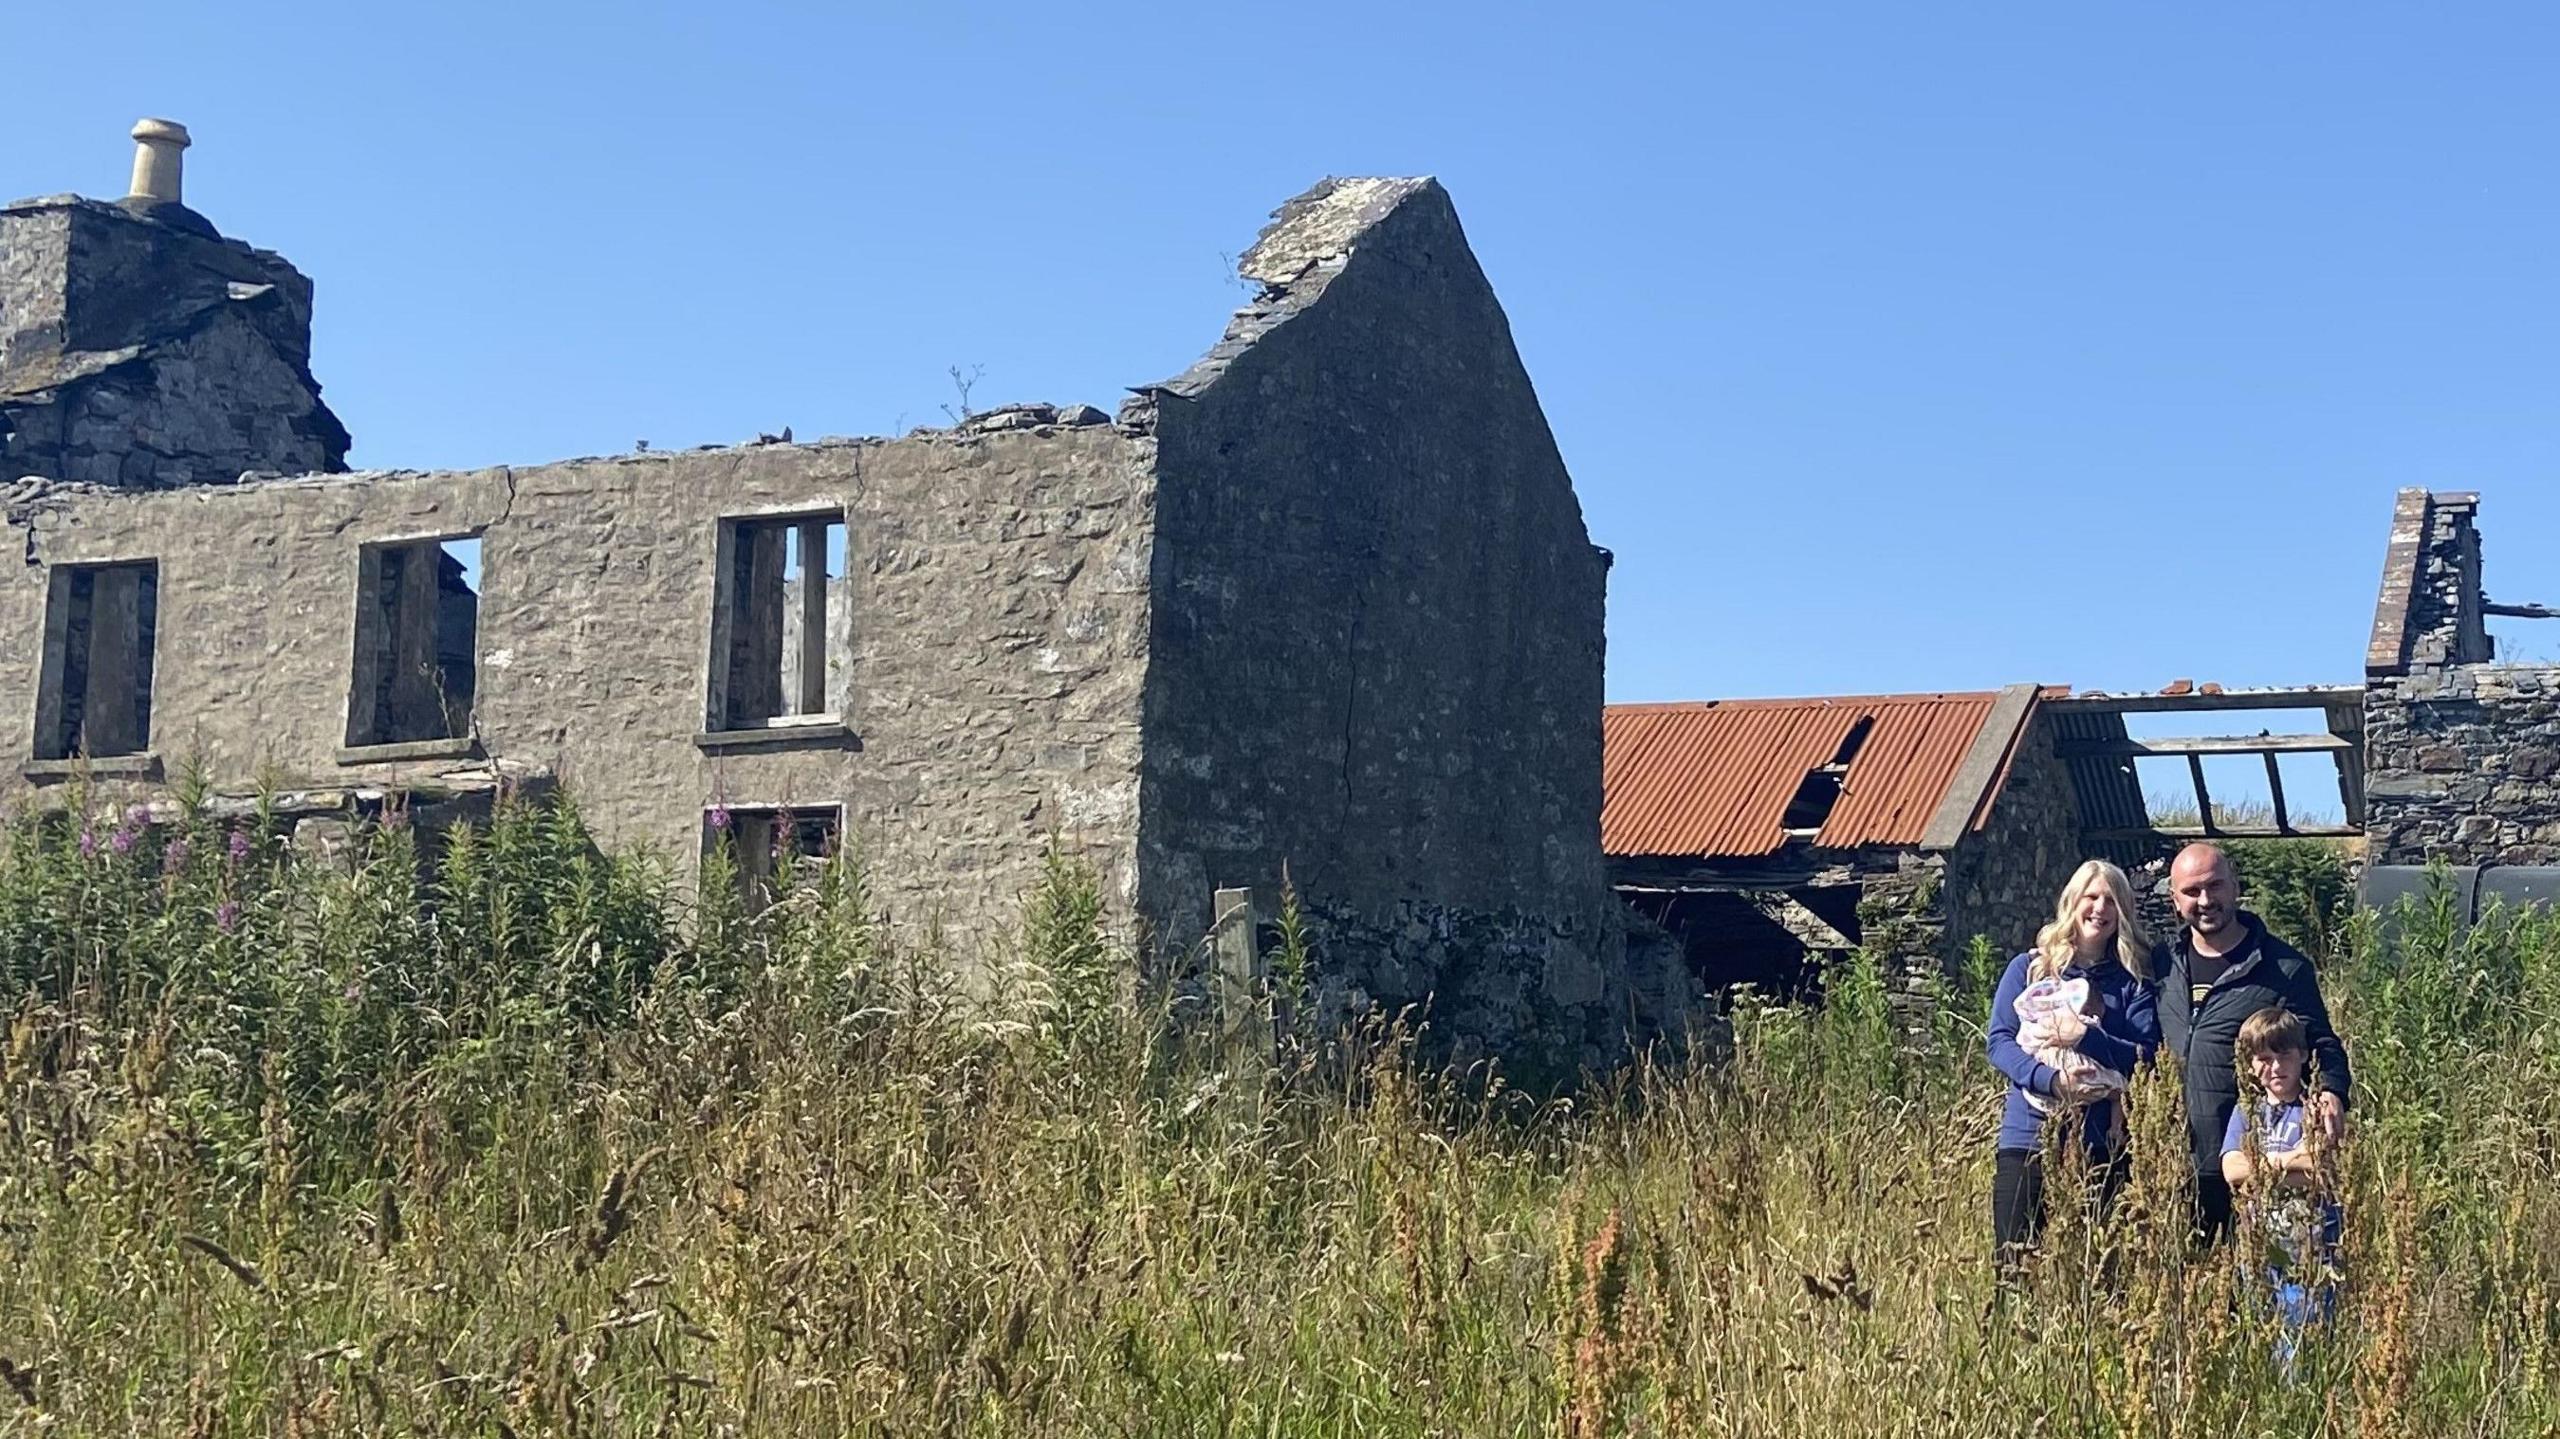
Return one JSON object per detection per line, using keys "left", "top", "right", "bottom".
{"left": 1938, "top": 710, "right": 2085, "bottom": 959}
{"left": 1, "top": 193, "right": 349, "bottom": 489}
{"left": 1134, "top": 180, "right": 1641, "bottom": 1056}
{"left": 2365, "top": 488, "right": 2560, "bottom": 865}
{"left": 0, "top": 147, "right": 1677, "bottom": 1068}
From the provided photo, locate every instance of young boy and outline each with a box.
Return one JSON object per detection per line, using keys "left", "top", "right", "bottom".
{"left": 2220, "top": 1005, "right": 2344, "bottom": 1368}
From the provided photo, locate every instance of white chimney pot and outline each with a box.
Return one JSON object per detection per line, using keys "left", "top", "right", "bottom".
{"left": 128, "top": 118, "right": 191, "bottom": 205}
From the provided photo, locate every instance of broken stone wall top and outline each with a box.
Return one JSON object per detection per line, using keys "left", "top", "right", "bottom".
{"left": 2368, "top": 487, "right": 2487, "bottom": 676}
{"left": 1131, "top": 175, "right": 1649, "bottom": 1065}
{"left": 2363, "top": 489, "right": 2560, "bottom": 866}
{"left": 1, "top": 183, "right": 351, "bottom": 489}
{"left": 1127, "top": 177, "right": 1439, "bottom": 414}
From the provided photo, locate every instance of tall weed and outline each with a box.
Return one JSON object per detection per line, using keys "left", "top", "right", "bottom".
{"left": 0, "top": 798, "right": 2553, "bottom": 1434}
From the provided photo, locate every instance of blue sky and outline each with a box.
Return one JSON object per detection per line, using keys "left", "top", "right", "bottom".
{"left": 14, "top": 2, "right": 2560, "bottom": 715}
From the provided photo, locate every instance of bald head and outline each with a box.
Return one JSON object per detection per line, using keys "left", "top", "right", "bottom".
{"left": 2170, "top": 843, "right": 2239, "bottom": 938}
{"left": 2172, "top": 843, "right": 2232, "bottom": 883}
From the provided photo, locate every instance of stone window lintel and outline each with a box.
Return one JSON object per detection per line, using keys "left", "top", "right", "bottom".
{"left": 335, "top": 736, "right": 484, "bottom": 766}
{"left": 693, "top": 717, "right": 860, "bottom": 753}
{"left": 22, "top": 753, "right": 162, "bottom": 781}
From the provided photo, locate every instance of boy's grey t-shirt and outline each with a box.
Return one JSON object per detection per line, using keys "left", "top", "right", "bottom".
{"left": 2221, "top": 1096, "right": 2308, "bottom": 1157}
{"left": 2222, "top": 1099, "right": 2343, "bottom": 1272}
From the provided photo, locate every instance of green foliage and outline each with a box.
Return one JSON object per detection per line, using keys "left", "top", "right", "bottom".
{"left": 0, "top": 789, "right": 677, "bottom": 1190}
{"left": 1022, "top": 836, "right": 1117, "bottom": 1058}
{"left": 2, "top": 801, "right": 2560, "bottom": 1434}
{"left": 2225, "top": 836, "right": 2356, "bottom": 961}
{"left": 1269, "top": 863, "right": 1314, "bottom": 1010}
{"left": 2339, "top": 867, "right": 2560, "bottom": 1165}
{"left": 1814, "top": 944, "right": 1900, "bottom": 1090}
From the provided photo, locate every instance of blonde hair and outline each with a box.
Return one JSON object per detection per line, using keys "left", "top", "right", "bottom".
{"left": 2030, "top": 859, "right": 2153, "bottom": 982}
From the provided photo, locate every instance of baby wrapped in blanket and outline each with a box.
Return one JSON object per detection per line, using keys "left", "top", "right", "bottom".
{"left": 2014, "top": 975, "right": 2128, "bottom": 1114}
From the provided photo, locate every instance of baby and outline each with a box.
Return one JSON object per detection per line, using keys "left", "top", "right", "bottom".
{"left": 2013, "top": 974, "right": 2129, "bottom": 1115}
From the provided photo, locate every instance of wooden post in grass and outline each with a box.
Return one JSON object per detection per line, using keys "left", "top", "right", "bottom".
{"left": 1211, "top": 887, "right": 1272, "bottom": 1069}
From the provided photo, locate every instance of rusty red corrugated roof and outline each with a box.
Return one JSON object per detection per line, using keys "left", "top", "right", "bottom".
{"left": 1602, "top": 692, "right": 2007, "bottom": 859}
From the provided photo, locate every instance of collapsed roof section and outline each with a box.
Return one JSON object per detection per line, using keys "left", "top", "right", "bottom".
{"left": 1602, "top": 689, "right": 2045, "bottom": 860}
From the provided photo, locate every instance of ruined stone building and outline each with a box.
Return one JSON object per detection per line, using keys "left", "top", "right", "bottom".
{"left": 2365, "top": 489, "right": 2560, "bottom": 870}
{"left": 1601, "top": 689, "right": 2085, "bottom": 986}
{"left": 1603, "top": 666, "right": 2379, "bottom": 980}
{"left": 1605, "top": 483, "right": 2560, "bottom": 984}
{"left": 1600, "top": 669, "right": 2386, "bottom": 984}
{"left": 0, "top": 125, "right": 1688, "bottom": 1067}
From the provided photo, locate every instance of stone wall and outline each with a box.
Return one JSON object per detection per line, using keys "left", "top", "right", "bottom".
{"left": 1, "top": 197, "right": 349, "bottom": 488}
{"left": 2364, "top": 489, "right": 2560, "bottom": 865}
{"left": 2368, "top": 661, "right": 2560, "bottom": 864}
{"left": 0, "top": 169, "right": 1653, "bottom": 1064}
{"left": 1942, "top": 707, "right": 2085, "bottom": 962}
{"left": 1130, "top": 178, "right": 1653, "bottom": 1070}
{"left": 0, "top": 421, "right": 1156, "bottom": 958}
{"left": 1856, "top": 854, "right": 1948, "bottom": 968}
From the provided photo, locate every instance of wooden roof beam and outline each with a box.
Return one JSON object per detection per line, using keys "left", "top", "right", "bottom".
{"left": 2055, "top": 733, "right": 2350, "bottom": 759}
{"left": 2044, "top": 685, "right": 2363, "bottom": 715}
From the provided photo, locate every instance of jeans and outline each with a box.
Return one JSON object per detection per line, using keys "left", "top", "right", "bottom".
{"left": 2266, "top": 1267, "right": 2338, "bottom": 1379}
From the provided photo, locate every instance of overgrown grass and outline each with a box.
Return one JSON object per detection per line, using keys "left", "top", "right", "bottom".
{"left": 0, "top": 795, "right": 2552, "bottom": 1434}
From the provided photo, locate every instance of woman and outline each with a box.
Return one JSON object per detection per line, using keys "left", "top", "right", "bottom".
{"left": 1984, "top": 859, "right": 2159, "bottom": 1268}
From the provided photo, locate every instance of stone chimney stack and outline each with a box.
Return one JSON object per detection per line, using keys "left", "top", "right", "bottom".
{"left": 127, "top": 119, "right": 191, "bottom": 205}
{"left": 0, "top": 121, "right": 351, "bottom": 488}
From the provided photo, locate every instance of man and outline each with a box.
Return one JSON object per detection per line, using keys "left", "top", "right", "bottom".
{"left": 2155, "top": 842, "right": 2351, "bottom": 1242}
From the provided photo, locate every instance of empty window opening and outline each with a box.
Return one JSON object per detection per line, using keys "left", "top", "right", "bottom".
{"left": 709, "top": 512, "right": 845, "bottom": 730}
{"left": 707, "top": 804, "right": 842, "bottom": 910}
{"left": 347, "top": 536, "right": 480, "bottom": 747}
{"left": 2119, "top": 708, "right": 2350, "bottom": 836}
{"left": 1781, "top": 716, "right": 1875, "bottom": 837}
{"left": 2486, "top": 598, "right": 2560, "bottom": 664}
{"left": 34, "top": 560, "right": 160, "bottom": 760}
{"left": 2268, "top": 750, "right": 2347, "bottom": 827}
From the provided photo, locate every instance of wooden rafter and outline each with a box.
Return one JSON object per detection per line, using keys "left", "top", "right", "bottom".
{"left": 2044, "top": 685, "right": 2362, "bottom": 715}
{"left": 2087, "top": 823, "right": 2358, "bottom": 842}
{"left": 2055, "top": 733, "right": 2349, "bottom": 759}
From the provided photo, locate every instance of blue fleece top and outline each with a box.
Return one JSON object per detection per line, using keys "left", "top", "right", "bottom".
{"left": 1986, "top": 949, "right": 2160, "bottom": 1155}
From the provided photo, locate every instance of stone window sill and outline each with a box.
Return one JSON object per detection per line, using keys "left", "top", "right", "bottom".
{"left": 23, "top": 752, "right": 162, "bottom": 781}
{"left": 336, "top": 736, "right": 483, "bottom": 766}
{"left": 694, "top": 717, "right": 860, "bottom": 753}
